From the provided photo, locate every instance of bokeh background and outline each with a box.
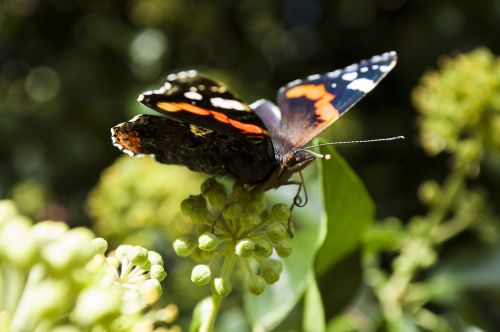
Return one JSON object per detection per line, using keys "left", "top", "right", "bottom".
{"left": 1, "top": 0, "right": 500, "bottom": 330}
{"left": 2, "top": 0, "right": 499, "bottom": 225}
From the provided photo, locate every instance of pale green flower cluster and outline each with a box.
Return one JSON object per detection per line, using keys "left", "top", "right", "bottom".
{"left": 0, "top": 200, "right": 177, "bottom": 332}
{"left": 173, "top": 178, "right": 290, "bottom": 296}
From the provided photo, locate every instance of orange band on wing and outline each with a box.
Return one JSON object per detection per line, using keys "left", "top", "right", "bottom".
{"left": 156, "top": 102, "right": 265, "bottom": 135}
{"left": 285, "top": 84, "right": 340, "bottom": 124}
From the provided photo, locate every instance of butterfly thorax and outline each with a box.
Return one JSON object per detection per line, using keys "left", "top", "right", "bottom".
{"left": 261, "top": 149, "right": 315, "bottom": 190}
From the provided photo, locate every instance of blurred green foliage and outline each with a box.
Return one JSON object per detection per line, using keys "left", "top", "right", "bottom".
{"left": 87, "top": 156, "right": 205, "bottom": 248}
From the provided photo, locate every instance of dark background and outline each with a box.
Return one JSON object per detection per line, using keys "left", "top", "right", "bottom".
{"left": 1, "top": 0, "right": 499, "bottom": 225}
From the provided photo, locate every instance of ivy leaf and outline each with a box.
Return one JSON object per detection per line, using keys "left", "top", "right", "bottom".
{"left": 314, "top": 146, "right": 375, "bottom": 277}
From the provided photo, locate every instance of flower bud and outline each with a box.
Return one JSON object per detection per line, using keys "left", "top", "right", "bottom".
{"left": 148, "top": 251, "right": 164, "bottom": 266}
{"left": 91, "top": 238, "right": 108, "bottom": 255}
{"left": 129, "top": 246, "right": 149, "bottom": 267}
{"left": 275, "top": 240, "right": 292, "bottom": 257}
{"left": 32, "top": 221, "right": 68, "bottom": 244}
{"left": 181, "top": 195, "right": 209, "bottom": 224}
{"left": 201, "top": 178, "right": 227, "bottom": 209}
{"left": 270, "top": 204, "right": 290, "bottom": 223}
{"left": 139, "top": 279, "right": 162, "bottom": 304}
{"left": 418, "top": 180, "right": 441, "bottom": 206}
{"left": 240, "top": 213, "right": 261, "bottom": 227}
{"left": 246, "top": 275, "right": 266, "bottom": 295}
{"left": 42, "top": 228, "right": 95, "bottom": 271}
{"left": 254, "top": 239, "right": 273, "bottom": 257}
{"left": 0, "top": 217, "right": 38, "bottom": 267}
{"left": 73, "top": 286, "right": 122, "bottom": 326}
{"left": 198, "top": 232, "right": 218, "bottom": 251}
{"left": 261, "top": 259, "right": 283, "bottom": 284}
{"left": 266, "top": 223, "right": 287, "bottom": 243}
{"left": 222, "top": 202, "right": 243, "bottom": 222}
{"left": 211, "top": 277, "right": 232, "bottom": 297}
{"left": 191, "top": 264, "right": 212, "bottom": 285}
{"left": 150, "top": 264, "right": 167, "bottom": 281}
{"left": 173, "top": 237, "right": 196, "bottom": 257}
{"left": 235, "top": 239, "right": 255, "bottom": 257}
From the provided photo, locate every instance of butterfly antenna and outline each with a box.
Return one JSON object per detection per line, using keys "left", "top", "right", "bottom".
{"left": 301, "top": 135, "right": 405, "bottom": 152}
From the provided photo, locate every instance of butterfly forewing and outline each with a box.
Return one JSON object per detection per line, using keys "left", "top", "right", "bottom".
{"left": 138, "top": 71, "right": 270, "bottom": 144}
{"left": 111, "top": 114, "right": 276, "bottom": 184}
{"left": 276, "top": 51, "right": 397, "bottom": 149}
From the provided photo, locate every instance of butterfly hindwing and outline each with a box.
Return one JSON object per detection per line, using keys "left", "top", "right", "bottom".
{"left": 275, "top": 51, "right": 397, "bottom": 149}
{"left": 111, "top": 114, "right": 276, "bottom": 184}
{"left": 138, "top": 71, "right": 269, "bottom": 143}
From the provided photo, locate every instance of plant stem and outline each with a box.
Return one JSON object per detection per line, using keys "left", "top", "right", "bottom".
{"left": 200, "top": 252, "right": 238, "bottom": 332}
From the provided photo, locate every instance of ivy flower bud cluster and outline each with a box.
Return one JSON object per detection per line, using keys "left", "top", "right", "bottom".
{"left": 413, "top": 48, "right": 500, "bottom": 158}
{"left": 0, "top": 200, "right": 178, "bottom": 332}
{"left": 173, "top": 178, "right": 291, "bottom": 296}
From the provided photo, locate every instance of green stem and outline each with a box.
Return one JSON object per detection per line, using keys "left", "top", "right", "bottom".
{"left": 200, "top": 252, "right": 238, "bottom": 332}
{"left": 426, "top": 163, "right": 468, "bottom": 227}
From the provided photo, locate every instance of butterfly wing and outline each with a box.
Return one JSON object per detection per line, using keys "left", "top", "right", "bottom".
{"left": 111, "top": 114, "right": 277, "bottom": 184}
{"left": 275, "top": 51, "right": 397, "bottom": 150}
{"left": 138, "top": 71, "right": 269, "bottom": 144}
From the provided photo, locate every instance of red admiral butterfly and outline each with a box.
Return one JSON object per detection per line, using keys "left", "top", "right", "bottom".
{"left": 112, "top": 51, "right": 397, "bottom": 195}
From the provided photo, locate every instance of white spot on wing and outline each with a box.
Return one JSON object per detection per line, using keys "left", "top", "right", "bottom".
{"left": 327, "top": 70, "right": 341, "bottom": 78}
{"left": 347, "top": 78, "right": 376, "bottom": 92}
{"left": 331, "top": 83, "right": 337, "bottom": 88}
{"left": 307, "top": 74, "right": 321, "bottom": 80}
{"left": 287, "top": 79, "right": 302, "bottom": 88}
{"left": 360, "top": 67, "right": 368, "bottom": 73}
{"left": 344, "top": 64, "right": 358, "bottom": 72}
{"left": 210, "top": 97, "right": 246, "bottom": 111}
{"left": 184, "top": 91, "right": 203, "bottom": 100}
{"left": 342, "top": 72, "right": 358, "bottom": 81}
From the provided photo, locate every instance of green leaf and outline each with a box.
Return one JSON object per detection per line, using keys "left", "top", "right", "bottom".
{"left": 303, "top": 279, "right": 326, "bottom": 332}
{"left": 315, "top": 146, "right": 375, "bottom": 277}
{"left": 244, "top": 167, "right": 325, "bottom": 331}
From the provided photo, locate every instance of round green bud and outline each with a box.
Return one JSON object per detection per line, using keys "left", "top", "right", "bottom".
{"left": 246, "top": 188, "right": 266, "bottom": 214}
{"left": 32, "top": 221, "right": 68, "bottom": 244}
{"left": 222, "top": 202, "right": 243, "bottom": 222}
{"left": 148, "top": 251, "right": 164, "bottom": 266}
{"left": 201, "top": 178, "right": 227, "bottom": 210}
{"left": 91, "top": 238, "right": 108, "bottom": 255}
{"left": 115, "top": 244, "right": 132, "bottom": 260}
{"left": 211, "top": 277, "right": 232, "bottom": 297}
{"left": 261, "top": 259, "right": 283, "bottom": 284}
{"left": 0, "top": 217, "right": 38, "bottom": 267}
{"left": 456, "top": 139, "right": 483, "bottom": 164}
{"left": 270, "top": 204, "right": 291, "bottom": 223}
{"left": 418, "top": 180, "right": 441, "bottom": 206}
{"left": 150, "top": 264, "right": 167, "bottom": 281}
{"left": 198, "top": 232, "right": 218, "bottom": 251}
{"left": 181, "top": 195, "right": 209, "bottom": 224}
{"left": 266, "top": 223, "right": 287, "bottom": 243}
{"left": 173, "top": 237, "right": 196, "bottom": 257}
{"left": 129, "top": 246, "right": 149, "bottom": 267}
{"left": 275, "top": 240, "right": 292, "bottom": 257}
{"left": 246, "top": 275, "right": 266, "bottom": 295}
{"left": 191, "top": 264, "right": 212, "bottom": 285}
{"left": 235, "top": 239, "right": 255, "bottom": 257}
{"left": 231, "top": 185, "right": 251, "bottom": 204}
{"left": 254, "top": 239, "right": 273, "bottom": 257}
{"left": 240, "top": 213, "right": 261, "bottom": 227}
{"left": 139, "top": 279, "right": 162, "bottom": 304}
{"left": 42, "top": 227, "right": 95, "bottom": 271}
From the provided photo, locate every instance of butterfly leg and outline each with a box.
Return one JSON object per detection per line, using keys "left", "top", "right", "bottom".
{"left": 281, "top": 171, "right": 308, "bottom": 237}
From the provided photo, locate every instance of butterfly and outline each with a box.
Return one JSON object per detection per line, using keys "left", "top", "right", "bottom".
{"left": 112, "top": 51, "right": 397, "bottom": 199}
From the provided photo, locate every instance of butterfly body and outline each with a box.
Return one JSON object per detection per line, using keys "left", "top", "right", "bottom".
{"left": 112, "top": 51, "right": 397, "bottom": 190}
